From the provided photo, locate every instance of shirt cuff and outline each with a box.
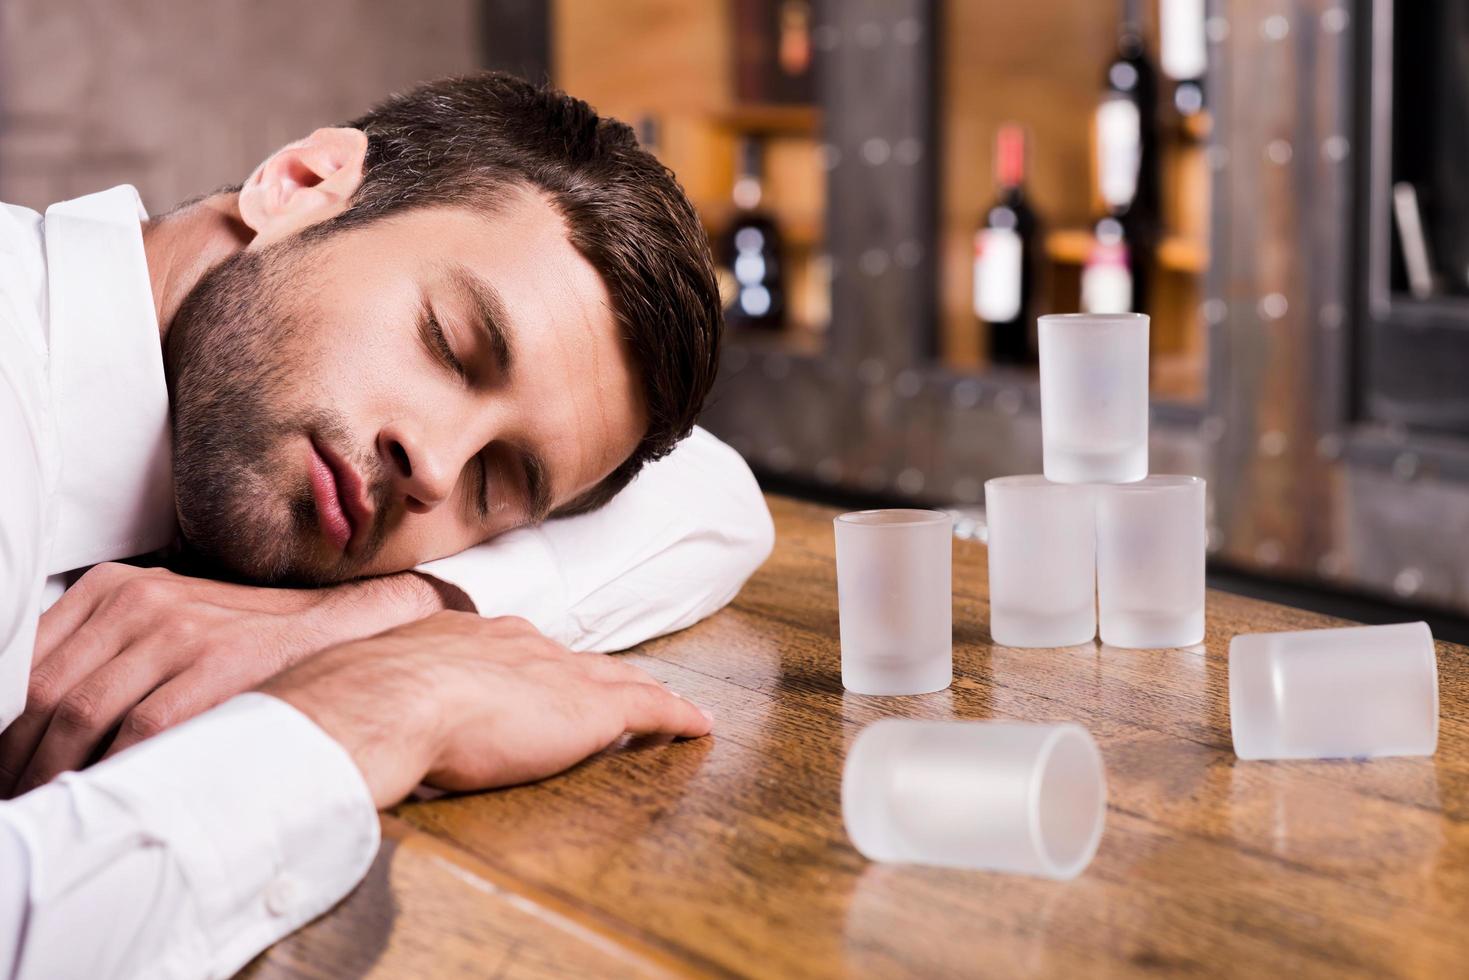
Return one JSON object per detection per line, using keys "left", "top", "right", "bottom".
{"left": 15, "top": 692, "right": 380, "bottom": 978}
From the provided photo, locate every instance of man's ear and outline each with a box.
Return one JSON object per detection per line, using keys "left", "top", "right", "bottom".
{"left": 237, "top": 127, "right": 369, "bottom": 246}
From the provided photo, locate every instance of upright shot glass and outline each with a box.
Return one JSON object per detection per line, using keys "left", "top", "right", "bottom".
{"left": 1230, "top": 621, "right": 1439, "bottom": 760}
{"left": 1038, "top": 313, "right": 1150, "bottom": 484}
{"left": 1095, "top": 475, "right": 1206, "bottom": 648}
{"left": 842, "top": 719, "right": 1108, "bottom": 879}
{"left": 984, "top": 476, "right": 1096, "bottom": 647}
{"left": 834, "top": 509, "right": 953, "bottom": 695}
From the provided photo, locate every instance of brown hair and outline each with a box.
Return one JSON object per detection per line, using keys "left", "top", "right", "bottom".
{"left": 321, "top": 72, "right": 721, "bottom": 515}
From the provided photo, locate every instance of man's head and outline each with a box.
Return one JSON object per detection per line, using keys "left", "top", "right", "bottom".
{"left": 163, "top": 73, "right": 721, "bottom": 585}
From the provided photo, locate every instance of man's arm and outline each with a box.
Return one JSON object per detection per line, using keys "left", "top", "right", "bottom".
{"left": 0, "top": 613, "right": 710, "bottom": 979}
{"left": 418, "top": 426, "right": 774, "bottom": 652}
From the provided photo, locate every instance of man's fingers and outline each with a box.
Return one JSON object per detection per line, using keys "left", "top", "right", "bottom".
{"left": 31, "top": 570, "right": 109, "bottom": 664}
{"left": 578, "top": 653, "right": 664, "bottom": 688}
{"left": 11, "top": 648, "right": 175, "bottom": 795}
{"left": 101, "top": 674, "right": 220, "bottom": 761}
{"left": 0, "top": 620, "right": 125, "bottom": 796}
{"left": 614, "top": 682, "right": 714, "bottom": 740}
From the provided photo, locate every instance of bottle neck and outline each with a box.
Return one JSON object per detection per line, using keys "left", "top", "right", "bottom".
{"left": 994, "top": 125, "right": 1026, "bottom": 192}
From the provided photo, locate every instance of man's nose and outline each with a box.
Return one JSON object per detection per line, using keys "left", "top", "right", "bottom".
{"left": 377, "top": 423, "right": 461, "bottom": 514}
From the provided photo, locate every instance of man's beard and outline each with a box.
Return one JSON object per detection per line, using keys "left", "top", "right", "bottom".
{"left": 163, "top": 243, "right": 387, "bottom": 585}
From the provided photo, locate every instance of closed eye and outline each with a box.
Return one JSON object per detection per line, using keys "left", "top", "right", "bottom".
{"left": 418, "top": 302, "right": 467, "bottom": 381}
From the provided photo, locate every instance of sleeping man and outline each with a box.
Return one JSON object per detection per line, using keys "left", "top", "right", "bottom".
{"left": 0, "top": 72, "right": 770, "bottom": 977}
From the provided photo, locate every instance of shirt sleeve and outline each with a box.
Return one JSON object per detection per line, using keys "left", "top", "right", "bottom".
{"left": 0, "top": 693, "right": 379, "bottom": 980}
{"left": 417, "top": 426, "right": 774, "bottom": 653}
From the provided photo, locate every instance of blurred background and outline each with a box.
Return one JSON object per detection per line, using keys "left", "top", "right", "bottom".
{"left": 4, "top": 0, "right": 1467, "bottom": 639}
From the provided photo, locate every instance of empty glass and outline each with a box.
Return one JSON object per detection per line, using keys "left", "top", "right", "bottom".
{"left": 834, "top": 509, "right": 953, "bottom": 695}
{"left": 1096, "top": 475, "right": 1206, "bottom": 648}
{"left": 984, "top": 476, "right": 1096, "bottom": 647}
{"left": 843, "top": 719, "right": 1108, "bottom": 879}
{"left": 1230, "top": 621, "right": 1439, "bottom": 760}
{"left": 1038, "top": 313, "right": 1150, "bottom": 484}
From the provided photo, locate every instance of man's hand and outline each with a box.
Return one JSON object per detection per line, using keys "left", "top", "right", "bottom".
{"left": 264, "top": 612, "right": 713, "bottom": 808}
{"left": 0, "top": 561, "right": 456, "bottom": 797}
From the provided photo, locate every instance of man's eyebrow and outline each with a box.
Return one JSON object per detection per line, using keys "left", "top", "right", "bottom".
{"left": 518, "top": 448, "right": 553, "bottom": 526}
{"left": 448, "top": 264, "right": 514, "bottom": 376}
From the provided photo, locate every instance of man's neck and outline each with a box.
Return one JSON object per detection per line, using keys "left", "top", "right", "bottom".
{"left": 141, "top": 193, "right": 253, "bottom": 340}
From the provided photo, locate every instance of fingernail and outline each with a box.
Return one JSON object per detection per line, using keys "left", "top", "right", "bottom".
{"left": 697, "top": 706, "right": 714, "bottom": 725}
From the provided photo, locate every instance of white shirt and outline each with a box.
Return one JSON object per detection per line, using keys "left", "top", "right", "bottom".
{"left": 0, "top": 187, "right": 772, "bottom": 978}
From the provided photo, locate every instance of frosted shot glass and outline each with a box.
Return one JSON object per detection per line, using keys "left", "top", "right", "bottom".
{"left": 834, "top": 510, "right": 953, "bottom": 695}
{"left": 984, "top": 476, "right": 1096, "bottom": 647}
{"left": 1095, "top": 475, "right": 1206, "bottom": 648}
{"left": 1038, "top": 313, "right": 1150, "bottom": 484}
{"left": 1230, "top": 622, "right": 1439, "bottom": 761}
{"left": 843, "top": 719, "right": 1107, "bottom": 879}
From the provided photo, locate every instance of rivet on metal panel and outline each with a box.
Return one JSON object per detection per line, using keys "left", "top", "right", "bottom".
{"left": 1317, "top": 552, "right": 1344, "bottom": 578}
{"left": 897, "top": 468, "right": 925, "bottom": 495}
{"left": 952, "top": 477, "right": 982, "bottom": 503}
{"left": 1266, "top": 139, "right": 1293, "bottom": 165}
{"left": 763, "top": 353, "right": 791, "bottom": 380}
{"left": 1207, "top": 145, "right": 1230, "bottom": 170}
{"left": 815, "top": 457, "right": 844, "bottom": 484}
{"left": 894, "top": 138, "right": 924, "bottom": 166}
{"left": 1393, "top": 453, "right": 1421, "bottom": 482}
{"left": 1258, "top": 430, "right": 1288, "bottom": 457}
{"left": 1393, "top": 567, "right": 1424, "bottom": 598}
{"left": 860, "top": 465, "right": 888, "bottom": 490}
{"left": 894, "top": 17, "right": 922, "bottom": 45}
{"left": 766, "top": 446, "right": 795, "bottom": 472}
{"left": 1319, "top": 302, "right": 1344, "bottom": 330}
{"left": 859, "top": 248, "right": 890, "bottom": 277}
{"left": 1202, "top": 298, "right": 1228, "bottom": 325}
{"left": 1316, "top": 433, "right": 1344, "bottom": 460}
{"left": 1207, "top": 525, "right": 1224, "bottom": 553}
{"left": 894, "top": 369, "right": 923, "bottom": 398}
{"left": 1259, "top": 293, "right": 1289, "bottom": 320}
{"left": 995, "top": 388, "right": 1023, "bottom": 416}
{"left": 952, "top": 380, "right": 982, "bottom": 409}
{"left": 1254, "top": 540, "right": 1284, "bottom": 566}
{"left": 1199, "top": 416, "right": 1226, "bottom": 443}
{"left": 894, "top": 240, "right": 924, "bottom": 268}
{"left": 857, "top": 358, "right": 887, "bottom": 386}
{"left": 1321, "top": 8, "right": 1350, "bottom": 35}
{"left": 1322, "top": 135, "right": 1350, "bottom": 162}
{"left": 1261, "top": 15, "right": 1289, "bottom": 41}
{"left": 1205, "top": 17, "right": 1230, "bottom": 43}
{"left": 856, "top": 22, "right": 883, "bottom": 48}
{"left": 724, "top": 346, "right": 749, "bottom": 372}
{"left": 820, "top": 143, "right": 843, "bottom": 170}
{"left": 862, "top": 138, "right": 891, "bottom": 165}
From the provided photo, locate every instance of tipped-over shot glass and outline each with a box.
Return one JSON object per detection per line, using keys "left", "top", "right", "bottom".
{"left": 834, "top": 509, "right": 953, "bottom": 695}
{"left": 1230, "top": 621, "right": 1439, "bottom": 761}
{"left": 1096, "top": 475, "right": 1206, "bottom": 649}
{"left": 1038, "top": 312, "right": 1150, "bottom": 484}
{"left": 985, "top": 476, "right": 1096, "bottom": 647}
{"left": 842, "top": 719, "right": 1108, "bottom": 879}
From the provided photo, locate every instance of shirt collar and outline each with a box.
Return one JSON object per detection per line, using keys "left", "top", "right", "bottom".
{"left": 44, "top": 185, "right": 175, "bottom": 573}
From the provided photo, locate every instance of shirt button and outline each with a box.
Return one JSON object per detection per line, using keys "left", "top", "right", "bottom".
{"left": 265, "top": 874, "right": 300, "bottom": 917}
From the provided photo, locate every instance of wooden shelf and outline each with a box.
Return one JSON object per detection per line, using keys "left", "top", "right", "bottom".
{"left": 711, "top": 103, "right": 820, "bottom": 136}
{"left": 701, "top": 205, "right": 824, "bottom": 249}
{"left": 1045, "top": 229, "right": 1207, "bottom": 275}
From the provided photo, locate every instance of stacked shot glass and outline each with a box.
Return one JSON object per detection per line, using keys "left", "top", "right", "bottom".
{"left": 987, "top": 313, "right": 1206, "bottom": 649}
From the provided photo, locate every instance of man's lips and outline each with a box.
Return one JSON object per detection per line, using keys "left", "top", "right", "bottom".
{"left": 307, "top": 440, "right": 373, "bottom": 554}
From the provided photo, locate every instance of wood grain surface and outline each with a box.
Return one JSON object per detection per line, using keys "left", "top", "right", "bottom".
{"left": 243, "top": 495, "right": 1469, "bottom": 979}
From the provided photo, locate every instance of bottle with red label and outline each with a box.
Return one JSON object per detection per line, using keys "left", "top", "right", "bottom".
{"left": 973, "top": 124, "right": 1040, "bottom": 365}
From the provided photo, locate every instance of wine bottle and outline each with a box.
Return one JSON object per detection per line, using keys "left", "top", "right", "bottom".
{"left": 974, "top": 124, "right": 1040, "bottom": 365}
{"left": 1081, "top": 215, "right": 1138, "bottom": 314}
{"left": 720, "top": 137, "right": 786, "bottom": 331}
{"left": 1160, "top": 0, "right": 1207, "bottom": 116}
{"left": 1092, "top": 0, "right": 1159, "bottom": 313}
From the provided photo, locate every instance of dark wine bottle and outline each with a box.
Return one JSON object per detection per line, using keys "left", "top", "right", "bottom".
{"left": 974, "top": 124, "right": 1040, "bottom": 365}
{"left": 720, "top": 137, "right": 786, "bottom": 331}
{"left": 1160, "top": 0, "right": 1207, "bottom": 116}
{"left": 1091, "top": 0, "right": 1159, "bottom": 313}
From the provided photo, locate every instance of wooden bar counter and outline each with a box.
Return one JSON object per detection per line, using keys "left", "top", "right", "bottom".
{"left": 243, "top": 495, "right": 1469, "bottom": 978}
